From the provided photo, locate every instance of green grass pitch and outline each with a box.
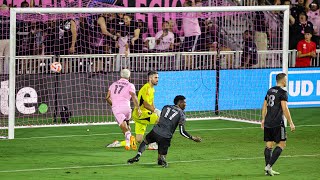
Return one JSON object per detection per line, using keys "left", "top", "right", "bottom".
{"left": 0, "top": 108, "right": 319, "bottom": 179}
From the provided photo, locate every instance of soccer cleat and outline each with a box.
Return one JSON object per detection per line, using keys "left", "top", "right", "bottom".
{"left": 264, "top": 166, "right": 274, "bottom": 176}
{"left": 127, "top": 155, "right": 140, "bottom": 164}
{"left": 106, "top": 140, "right": 121, "bottom": 148}
{"left": 265, "top": 170, "right": 280, "bottom": 176}
{"left": 147, "top": 142, "right": 158, "bottom": 150}
{"left": 130, "top": 136, "right": 137, "bottom": 150}
{"left": 125, "top": 146, "right": 130, "bottom": 150}
{"left": 158, "top": 159, "right": 168, "bottom": 168}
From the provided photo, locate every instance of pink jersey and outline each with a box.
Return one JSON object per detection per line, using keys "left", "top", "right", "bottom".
{"left": 155, "top": 30, "right": 174, "bottom": 50}
{"left": 118, "top": 36, "right": 129, "bottom": 54}
{"left": 182, "top": 12, "right": 201, "bottom": 37}
{"left": 109, "top": 78, "right": 136, "bottom": 108}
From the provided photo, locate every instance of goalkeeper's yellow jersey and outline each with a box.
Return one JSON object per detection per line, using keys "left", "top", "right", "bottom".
{"left": 138, "top": 83, "right": 155, "bottom": 112}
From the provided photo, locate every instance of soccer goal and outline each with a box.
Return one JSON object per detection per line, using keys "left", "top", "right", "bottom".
{"left": 0, "top": 5, "right": 289, "bottom": 139}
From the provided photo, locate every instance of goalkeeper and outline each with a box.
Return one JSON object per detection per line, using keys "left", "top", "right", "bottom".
{"left": 107, "top": 71, "right": 161, "bottom": 150}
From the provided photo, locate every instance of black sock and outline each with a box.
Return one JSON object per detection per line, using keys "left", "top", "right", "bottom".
{"left": 264, "top": 147, "right": 272, "bottom": 166}
{"left": 137, "top": 141, "right": 147, "bottom": 157}
{"left": 268, "top": 146, "right": 283, "bottom": 167}
{"left": 160, "top": 155, "right": 166, "bottom": 162}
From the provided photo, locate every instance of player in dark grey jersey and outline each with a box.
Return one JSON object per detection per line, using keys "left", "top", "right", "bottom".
{"left": 261, "top": 73, "right": 295, "bottom": 176}
{"left": 127, "top": 95, "right": 202, "bottom": 167}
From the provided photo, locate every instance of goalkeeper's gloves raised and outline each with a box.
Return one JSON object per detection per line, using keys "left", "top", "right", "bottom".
{"left": 154, "top": 108, "right": 161, "bottom": 117}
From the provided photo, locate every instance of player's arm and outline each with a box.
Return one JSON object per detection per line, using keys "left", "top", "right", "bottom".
{"left": 142, "top": 100, "right": 161, "bottom": 116}
{"left": 106, "top": 90, "right": 112, "bottom": 106}
{"left": 98, "top": 16, "right": 115, "bottom": 39}
{"left": 155, "top": 31, "right": 162, "bottom": 45}
{"left": 140, "top": 89, "right": 156, "bottom": 111}
{"left": 281, "top": 101, "right": 295, "bottom": 132}
{"left": 130, "top": 91, "right": 141, "bottom": 116}
{"left": 142, "top": 100, "right": 155, "bottom": 112}
{"left": 297, "top": 50, "right": 313, "bottom": 58}
{"left": 261, "top": 100, "right": 267, "bottom": 129}
{"left": 69, "top": 19, "right": 77, "bottom": 54}
{"left": 297, "top": 42, "right": 312, "bottom": 58}
{"left": 131, "top": 28, "right": 140, "bottom": 45}
{"left": 179, "top": 124, "right": 201, "bottom": 142}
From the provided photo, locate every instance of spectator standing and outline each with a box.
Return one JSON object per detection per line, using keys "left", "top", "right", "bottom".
{"left": 307, "top": 1, "right": 320, "bottom": 48}
{"left": 57, "top": 16, "right": 79, "bottom": 55}
{"left": 295, "top": 27, "right": 316, "bottom": 67}
{"left": 0, "top": 4, "right": 10, "bottom": 74}
{"left": 16, "top": 1, "right": 32, "bottom": 56}
{"left": 154, "top": 21, "right": 174, "bottom": 52}
{"left": 182, "top": 0, "right": 201, "bottom": 52}
{"left": 291, "top": 0, "right": 307, "bottom": 22}
{"left": 168, "top": 20, "right": 181, "bottom": 52}
{"left": 253, "top": 0, "right": 268, "bottom": 67}
{"left": 182, "top": 0, "right": 201, "bottom": 70}
{"left": 122, "top": 14, "right": 142, "bottom": 53}
{"left": 291, "top": 12, "right": 314, "bottom": 49}
{"left": 241, "top": 30, "right": 258, "bottom": 68}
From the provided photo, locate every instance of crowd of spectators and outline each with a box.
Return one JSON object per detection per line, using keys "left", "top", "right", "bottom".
{"left": 0, "top": 0, "right": 319, "bottom": 73}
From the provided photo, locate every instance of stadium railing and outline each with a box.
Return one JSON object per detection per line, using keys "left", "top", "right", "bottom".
{"left": 0, "top": 50, "right": 319, "bottom": 74}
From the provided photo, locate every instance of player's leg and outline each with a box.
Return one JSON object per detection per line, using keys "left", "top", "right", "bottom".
{"left": 117, "top": 112, "right": 136, "bottom": 149}
{"left": 114, "top": 112, "right": 132, "bottom": 150}
{"left": 125, "top": 112, "right": 137, "bottom": 150}
{"left": 133, "top": 110, "right": 159, "bottom": 142}
{"left": 268, "top": 141, "right": 286, "bottom": 169}
{"left": 119, "top": 120, "right": 131, "bottom": 150}
{"left": 127, "top": 130, "right": 156, "bottom": 164}
{"left": 147, "top": 113, "right": 159, "bottom": 150}
{"left": 264, "top": 142, "right": 273, "bottom": 165}
{"left": 135, "top": 121, "right": 147, "bottom": 143}
{"left": 264, "top": 128, "right": 274, "bottom": 167}
{"left": 133, "top": 110, "right": 159, "bottom": 149}
{"left": 106, "top": 110, "right": 131, "bottom": 149}
{"left": 265, "top": 126, "right": 286, "bottom": 176}
{"left": 157, "top": 137, "right": 171, "bottom": 168}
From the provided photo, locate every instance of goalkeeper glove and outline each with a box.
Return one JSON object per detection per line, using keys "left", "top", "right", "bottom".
{"left": 154, "top": 108, "right": 161, "bottom": 117}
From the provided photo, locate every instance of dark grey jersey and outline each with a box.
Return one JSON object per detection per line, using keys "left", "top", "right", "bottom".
{"left": 264, "top": 86, "right": 288, "bottom": 128}
{"left": 153, "top": 105, "right": 186, "bottom": 139}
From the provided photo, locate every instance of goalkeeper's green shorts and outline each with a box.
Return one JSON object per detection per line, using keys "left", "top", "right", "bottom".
{"left": 132, "top": 109, "right": 158, "bottom": 135}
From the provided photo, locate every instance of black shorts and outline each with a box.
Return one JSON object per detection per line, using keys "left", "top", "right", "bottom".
{"left": 145, "top": 130, "right": 171, "bottom": 155}
{"left": 264, "top": 125, "right": 287, "bottom": 143}
{"left": 183, "top": 35, "right": 200, "bottom": 52}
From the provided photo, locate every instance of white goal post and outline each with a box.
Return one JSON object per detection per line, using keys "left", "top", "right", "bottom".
{"left": 6, "top": 6, "right": 290, "bottom": 139}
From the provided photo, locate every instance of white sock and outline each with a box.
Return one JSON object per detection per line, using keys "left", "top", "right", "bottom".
{"left": 125, "top": 131, "right": 131, "bottom": 147}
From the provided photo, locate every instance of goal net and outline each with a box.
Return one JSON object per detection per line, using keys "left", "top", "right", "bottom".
{"left": 0, "top": 5, "right": 289, "bottom": 139}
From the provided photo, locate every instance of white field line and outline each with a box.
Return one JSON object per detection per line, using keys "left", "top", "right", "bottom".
{"left": 0, "top": 117, "right": 253, "bottom": 129}
{"left": 0, "top": 154, "right": 319, "bottom": 173}
{"left": 12, "top": 124, "right": 320, "bottom": 140}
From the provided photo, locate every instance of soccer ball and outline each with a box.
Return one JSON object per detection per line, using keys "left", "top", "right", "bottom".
{"left": 50, "top": 62, "right": 62, "bottom": 73}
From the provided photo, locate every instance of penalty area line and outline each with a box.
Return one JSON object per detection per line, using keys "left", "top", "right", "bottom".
{"left": 0, "top": 154, "right": 319, "bottom": 173}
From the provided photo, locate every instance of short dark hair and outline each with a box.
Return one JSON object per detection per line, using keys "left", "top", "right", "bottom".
{"left": 174, "top": 95, "right": 186, "bottom": 105}
{"left": 304, "top": 27, "right": 313, "bottom": 34}
{"left": 276, "top": 73, "right": 286, "bottom": 82}
{"left": 148, "top": 71, "right": 158, "bottom": 77}
{"left": 21, "top": 1, "right": 29, "bottom": 7}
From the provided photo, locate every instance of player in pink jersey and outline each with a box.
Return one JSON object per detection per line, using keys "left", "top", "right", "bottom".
{"left": 106, "top": 69, "right": 142, "bottom": 150}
